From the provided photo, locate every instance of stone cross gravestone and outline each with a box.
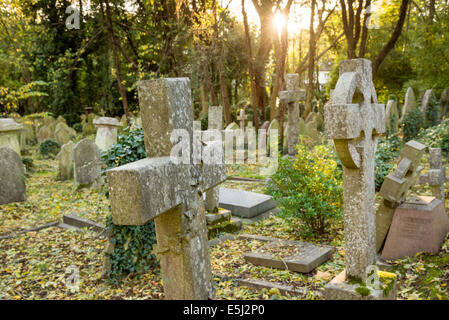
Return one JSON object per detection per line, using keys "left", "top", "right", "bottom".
{"left": 73, "top": 138, "right": 102, "bottom": 188}
{"left": 107, "top": 78, "right": 226, "bottom": 300}
{"left": 0, "top": 146, "right": 26, "bottom": 204}
{"left": 278, "top": 74, "right": 306, "bottom": 155}
{"left": 324, "top": 59, "right": 385, "bottom": 282}
{"left": 419, "top": 148, "right": 446, "bottom": 203}
{"left": 237, "top": 109, "right": 247, "bottom": 130}
{"left": 205, "top": 106, "right": 223, "bottom": 212}
{"left": 93, "top": 117, "right": 122, "bottom": 151}
{"left": 0, "top": 118, "right": 23, "bottom": 155}
{"left": 376, "top": 140, "right": 425, "bottom": 252}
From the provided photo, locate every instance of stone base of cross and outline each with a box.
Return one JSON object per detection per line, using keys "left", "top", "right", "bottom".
{"left": 323, "top": 59, "right": 397, "bottom": 300}
{"left": 107, "top": 78, "right": 225, "bottom": 300}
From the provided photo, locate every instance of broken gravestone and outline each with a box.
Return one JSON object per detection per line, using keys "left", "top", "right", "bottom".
{"left": 218, "top": 187, "right": 276, "bottom": 219}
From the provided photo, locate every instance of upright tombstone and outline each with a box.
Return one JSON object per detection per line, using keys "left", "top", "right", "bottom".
{"left": 267, "top": 119, "right": 279, "bottom": 156}
{"left": 323, "top": 59, "right": 393, "bottom": 299}
{"left": 278, "top": 74, "right": 306, "bottom": 155}
{"left": 237, "top": 109, "right": 247, "bottom": 129}
{"left": 225, "top": 122, "right": 239, "bottom": 131}
{"left": 400, "top": 87, "right": 417, "bottom": 122}
{"left": 57, "top": 141, "right": 75, "bottom": 181}
{"left": 385, "top": 100, "right": 399, "bottom": 135}
{"left": 73, "top": 138, "right": 102, "bottom": 188}
{"left": 54, "top": 122, "right": 76, "bottom": 145}
{"left": 421, "top": 89, "right": 437, "bottom": 122}
{"left": 419, "top": 148, "right": 446, "bottom": 203}
{"left": 376, "top": 140, "right": 426, "bottom": 252}
{"left": 0, "top": 118, "right": 23, "bottom": 155}
{"left": 205, "top": 106, "right": 223, "bottom": 212}
{"left": 93, "top": 117, "right": 122, "bottom": 151}
{"left": 0, "top": 146, "right": 26, "bottom": 204}
{"left": 106, "top": 78, "right": 226, "bottom": 300}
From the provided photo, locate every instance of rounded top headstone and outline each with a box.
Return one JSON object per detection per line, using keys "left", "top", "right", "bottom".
{"left": 0, "top": 118, "right": 23, "bottom": 132}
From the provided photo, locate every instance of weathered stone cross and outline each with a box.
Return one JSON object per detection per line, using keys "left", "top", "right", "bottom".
{"left": 324, "top": 59, "right": 385, "bottom": 281}
{"left": 107, "top": 78, "right": 226, "bottom": 300}
{"left": 237, "top": 109, "right": 247, "bottom": 130}
{"left": 419, "top": 148, "right": 446, "bottom": 203}
{"left": 279, "top": 74, "right": 306, "bottom": 155}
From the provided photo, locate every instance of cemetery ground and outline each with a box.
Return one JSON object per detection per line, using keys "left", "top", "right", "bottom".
{"left": 0, "top": 146, "right": 448, "bottom": 300}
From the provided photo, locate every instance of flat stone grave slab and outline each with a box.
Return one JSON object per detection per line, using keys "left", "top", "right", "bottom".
{"left": 243, "top": 237, "right": 333, "bottom": 273}
{"left": 218, "top": 187, "right": 276, "bottom": 218}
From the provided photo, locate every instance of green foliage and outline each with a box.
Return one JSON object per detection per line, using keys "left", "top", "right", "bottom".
{"left": 73, "top": 123, "right": 82, "bottom": 133}
{"left": 101, "top": 126, "right": 157, "bottom": 283}
{"left": 104, "top": 215, "right": 159, "bottom": 285}
{"left": 265, "top": 144, "right": 343, "bottom": 237}
{"left": 38, "top": 139, "right": 60, "bottom": 158}
{"left": 400, "top": 108, "right": 425, "bottom": 142}
{"left": 101, "top": 126, "right": 146, "bottom": 171}
{"left": 425, "top": 94, "right": 440, "bottom": 128}
{"left": 21, "top": 157, "right": 34, "bottom": 173}
{"left": 375, "top": 135, "right": 403, "bottom": 191}
{"left": 199, "top": 113, "right": 208, "bottom": 131}
{"left": 417, "top": 120, "right": 449, "bottom": 154}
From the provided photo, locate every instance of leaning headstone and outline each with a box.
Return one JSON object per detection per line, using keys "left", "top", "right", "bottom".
{"left": 400, "top": 87, "right": 417, "bottom": 121}
{"left": 0, "top": 118, "right": 23, "bottom": 155}
{"left": 205, "top": 106, "right": 223, "bottom": 213}
{"left": 381, "top": 196, "right": 449, "bottom": 261}
{"left": 57, "top": 141, "right": 75, "bottom": 181}
{"left": 376, "top": 140, "right": 426, "bottom": 252}
{"left": 323, "top": 59, "right": 396, "bottom": 300}
{"left": 93, "top": 117, "right": 122, "bottom": 151}
{"left": 278, "top": 74, "right": 305, "bottom": 155}
{"left": 385, "top": 100, "right": 399, "bottom": 135}
{"left": 106, "top": 78, "right": 226, "bottom": 300}
{"left": 54, "top": 122, "right": 76, "bottom": 145}
{"left": 419, "top": 148, "right": 446, "bottom": 202}
{"left": 73, "top": 138, "right": 102, "bottom": 188}
{"left": 0, "top": 146, "right": 26, "bottom": 204}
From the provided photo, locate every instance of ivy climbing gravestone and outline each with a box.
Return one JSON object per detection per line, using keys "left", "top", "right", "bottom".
{"left": 323, "top": 59, "right": 396, "bottom": 300}
{"left": 106, "top": 78, "right": 226, "bottom": 300}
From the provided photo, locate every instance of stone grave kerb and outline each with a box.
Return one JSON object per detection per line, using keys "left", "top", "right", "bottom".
{"left": 324, "top": 59, "right": 385, "bottom": 281}
{"left": 106, "top": 78, "right": 226, "bottom": 300}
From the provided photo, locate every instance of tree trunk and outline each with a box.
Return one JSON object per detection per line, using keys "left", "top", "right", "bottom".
{"left": 304, "top": 0, "right": 316, "bottom": 120}
{"left": 102, "top": 1, "right": 130, "bottom": 121}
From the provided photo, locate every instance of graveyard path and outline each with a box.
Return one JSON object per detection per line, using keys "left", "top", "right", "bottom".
{"left": 0, "top": 155, "right": 109, "bottom": 236}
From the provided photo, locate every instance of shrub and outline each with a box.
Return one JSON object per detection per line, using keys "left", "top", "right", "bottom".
{"left": 400, "top": 108, "right": 425, "bottom": 142}
{"left": 101, "top": 126, "right": 158, "bottom": 283}
{"left": 73, "top": 122, "right": 82, "bottom": 133}
{"left": 38, "top": 139, "right": 60, "bottom": 158}
{"left": 375, "top": 135, "right": 402, "bottom": 191}
{"left": 22, "top": 157, "right": 34, "bottom": 173}
{"left": 101, "top": 126, "right": 146, "bottom": 171}
{"left": 425, "top": 95, "right": 440, "bottom": 128}
{"left": 417, "top": 120, "right": 449, "bottom": 154}
{"left": 265, "top": 144, "right": 343, "bottom": 237}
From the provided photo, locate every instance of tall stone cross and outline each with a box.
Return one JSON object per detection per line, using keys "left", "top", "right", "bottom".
{"left": 205, "top": 106, "right": 223, "bottom": 212}
{"left": 107, "top": 78, "right": 226, "bottom": 300}
{"left": 279, "top": 74, "right": 306, "bottom": 155}
{"left": 237, "top": 109, "right": 247, "bottom": 129}
{"left": 324, "top": 59, "right": 385, "bottom": 281}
